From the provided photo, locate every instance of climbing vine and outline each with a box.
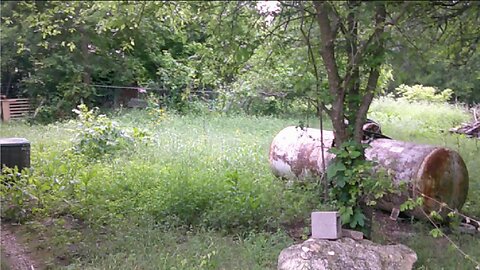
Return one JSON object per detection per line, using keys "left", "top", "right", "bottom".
{"left": 326, "top": 141, "right": 394, "bottom": 230}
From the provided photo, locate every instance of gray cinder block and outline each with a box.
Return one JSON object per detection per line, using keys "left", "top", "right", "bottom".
{"left": 311, "top": 211, "right": 342, "bottom": 239}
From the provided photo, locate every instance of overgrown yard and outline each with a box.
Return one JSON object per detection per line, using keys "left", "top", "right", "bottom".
{"left": 1, "top": 99, "right": 479, "bottom": 269}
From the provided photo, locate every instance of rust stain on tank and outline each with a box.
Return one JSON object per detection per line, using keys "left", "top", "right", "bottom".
{"left": 416, "top": 148, "right": 469, "bottom": 215}
{"left": 290, "top": 143, "right": 319, "bottom": 177}
{"left": 270, "top": 144, "right": 286, "bottom": 163}
{"left": 417, "top": 148, "right": 450, "bottom": 212}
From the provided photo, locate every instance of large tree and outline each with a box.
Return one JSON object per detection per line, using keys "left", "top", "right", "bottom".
{"left": 313, "top": 1, "right": 389, "bottom": 146}
{"left": 310, "top": 1, "right": 479, "bottom": 145}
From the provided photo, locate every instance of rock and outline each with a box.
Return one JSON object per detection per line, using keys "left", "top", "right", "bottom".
{"left": 458, "top": 223, "right": 477, "bottom": 235}
{"left": 341, "top": 229, "right": 364, "bottom": 240}
{"left": 278, "top": 238, "right": 417, "bottom": 270}
{"left": 127, "top": 98, "right": 148, "bottom": 108}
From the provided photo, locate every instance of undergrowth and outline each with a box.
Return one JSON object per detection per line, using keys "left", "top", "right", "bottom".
{"left": 0, "top": 98, "right": 479, "bottom": 269}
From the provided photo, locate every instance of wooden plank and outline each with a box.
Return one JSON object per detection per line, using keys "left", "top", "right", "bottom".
{"left": 10, "top": 98, "right": 29, "bottom": 102}
{"left": 1, "top": 100, "right": 11, "bottom": 121}
{"left": 10, "top": 106, "right": 30, "bottom": 109}
{"left": 10, "top": 108, "right": 30, "bottom": 111}
{"left": 9, "top": 99, "right": 30, "bottom": 103}
{"left": 10, "top": 100, "right": 30, "bottom": 103}
{"left": 10, "top": 108, "right": 32, "bottom": 112}
{"left": 10, "top": 110, "right": 29, "bottom": 113}
{"left": 10, "top": 111, "right": 31, "bottom": 114}
{"left": 10, "top": 106, "right": 31, "bottom": 110}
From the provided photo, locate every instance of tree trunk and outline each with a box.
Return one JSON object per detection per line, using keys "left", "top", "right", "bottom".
{"left": 345, "top": 1, "right": 360, "bottom": 133}
{"left": 80, "top": 28, "right": 92, "bottom": 86}
{"left": 313, "top": 1, "right": 387, "bottom": 146}
{"left": 313, "top": 1, "right": 348, "bottom": 146}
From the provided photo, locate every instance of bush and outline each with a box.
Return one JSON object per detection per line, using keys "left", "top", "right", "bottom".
{"left": 71, "top": 104, "right": 149, "bottom": 159}
{"left": 395, "top": 84, "right": 453, "bottom": 103}
{"left": 0, "top": 151, "right": 86, "bottom": 222}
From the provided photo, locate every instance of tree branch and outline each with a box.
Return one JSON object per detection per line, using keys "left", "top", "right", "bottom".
{"left": 299, "top": 2, "right": 329, "bottom": 114}
{"left": 385, "top": 2, "right": 412, "bottom": 26}
{"left": 313, "top": 2, "right": 342, "bottom": 99}
{"left": 330, "top": 3, "right": 348, "bottom": 37}
{"left": 136, "top": 1, "right": 147, "bottom": 26}
{"left": 343, "top": 2, "right": 408, "bottom": 96}
{"left": 353, "top": 2, "right": 386, "bottom": 143}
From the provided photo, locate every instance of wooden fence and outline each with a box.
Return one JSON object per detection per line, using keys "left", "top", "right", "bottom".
{"left": 1, "top": 98, "right": 33, "bottom": 121}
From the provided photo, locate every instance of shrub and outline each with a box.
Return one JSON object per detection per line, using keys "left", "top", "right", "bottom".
{"left": 395, "top": 84, "right": 453, "bottom": 103}
{"left": 0, "top": 151, "right": 86, "bottom": 222}
{"left": 71, "top": 104, "right": 149, "bottom": 159}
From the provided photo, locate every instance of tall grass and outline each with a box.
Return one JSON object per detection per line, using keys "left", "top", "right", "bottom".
{"left": 369, "top": 97, "right": 469, "bottom": 140}
{"left": 1, "top": 98, "right": 479, "bottom": 269}
{"left": 1, "top": 111, "right": 323, "bottom": 268}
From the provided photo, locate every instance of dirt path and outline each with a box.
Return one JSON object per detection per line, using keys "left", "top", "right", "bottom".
{"left": 1, "top": 225, "right": 39, "bottom": 270}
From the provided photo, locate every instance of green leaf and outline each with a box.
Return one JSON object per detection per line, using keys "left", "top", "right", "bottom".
{"left": 429, "top": 211, "right": 443, "bottom": 222}
{"left": 340, "top": 206, "right": 353, "bottom": 224}
{"left": 326, "top": 162, "right": 347, "bottom": 180}
{"left": 447, "top": 211, "right": 456, "bottom": 218}
{"left": 336, "top": 175, "right": 346, "bottom": 188}
{"left": 429, "top": 228, "right": 443, "bottom": 238}
{"left": 349, "top": 150, "right": 361, "bottom": 159}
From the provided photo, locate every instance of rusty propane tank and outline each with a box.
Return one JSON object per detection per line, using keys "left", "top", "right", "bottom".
{"left": 269, "top": 126, "right": 469, "bottom": 218}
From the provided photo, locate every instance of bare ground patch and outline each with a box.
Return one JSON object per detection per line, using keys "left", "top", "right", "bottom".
{"left": 1, "top": 224, "right": 39, "bottom": 270}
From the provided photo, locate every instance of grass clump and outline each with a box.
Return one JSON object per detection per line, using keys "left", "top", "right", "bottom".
{"left": 369, "top": 97, "right": 469, "bottom": 139}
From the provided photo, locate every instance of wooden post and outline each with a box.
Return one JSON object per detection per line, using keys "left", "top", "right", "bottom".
{"left": 1, "top": 99, "right": 11, "bottom": 121}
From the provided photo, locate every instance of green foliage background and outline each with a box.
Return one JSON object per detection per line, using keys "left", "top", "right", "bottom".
{"left": 2, "top": 1, "right": 479, "bottom": 123}
{"left": 1, "top": 2, "right": 479, "bottom": 268}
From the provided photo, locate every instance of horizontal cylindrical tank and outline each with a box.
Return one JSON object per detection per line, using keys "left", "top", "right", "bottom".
{"left": 269, "top": 126, "right": 469, "bottom": 218}
{"left": 270, "top": 126, "right": 335, "bottom": 180}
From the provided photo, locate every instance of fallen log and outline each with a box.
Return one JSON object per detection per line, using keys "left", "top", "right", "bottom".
{"left": 269, "top": 126, "right": 469, "bottom": 219}
{"left": 449, "top": 121, "right": 480, "bottom": 138}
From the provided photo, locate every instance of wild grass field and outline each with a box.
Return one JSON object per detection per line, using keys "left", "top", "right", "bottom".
{"left": 1, "top": 98, "right": 479, "bottom": 269}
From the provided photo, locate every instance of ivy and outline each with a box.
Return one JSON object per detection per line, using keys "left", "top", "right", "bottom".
{"left": 326, "top": 140, "right": 393, "bottom": 229}
{"left": 400, "top": 197, "right": 424, "bottom": 212}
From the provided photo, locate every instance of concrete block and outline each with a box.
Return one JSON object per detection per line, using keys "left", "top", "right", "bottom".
{"left": 311, "top": 211, "right": 342, "bottom": 239}
{"left": 390, "top": 208, "right": 400, "bottom": 221}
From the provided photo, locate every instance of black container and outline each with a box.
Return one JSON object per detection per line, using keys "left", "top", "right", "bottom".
{"left": 0, "top": 138, "right": 30, "bottom": 171}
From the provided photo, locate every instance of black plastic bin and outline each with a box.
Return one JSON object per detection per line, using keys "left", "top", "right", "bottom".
{"left": 0, "top": 138, "right": 30, "bottom": 171}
